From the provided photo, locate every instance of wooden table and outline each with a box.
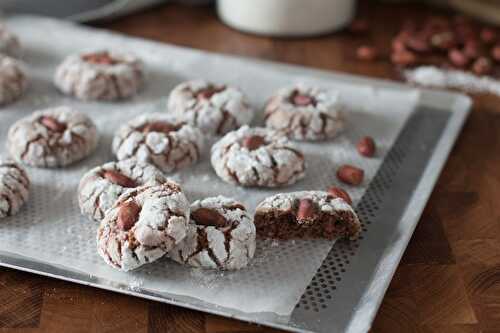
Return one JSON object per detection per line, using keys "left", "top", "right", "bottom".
{"left": 2, "top": 2, "right": 499, "bottom": 332}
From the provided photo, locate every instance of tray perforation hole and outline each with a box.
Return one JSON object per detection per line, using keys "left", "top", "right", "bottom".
{"left": 296, "top": 135, "right": 409, "bottom": 313}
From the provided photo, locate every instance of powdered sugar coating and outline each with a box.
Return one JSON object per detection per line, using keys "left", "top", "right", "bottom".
{"left": 0, "top": 158, "right": 30, "bottom": 219}
{"left": 255, "top": 191, "right": 361, "bottom": 240}
{"left": 168, "top": 79, "right": 254, "bottom": 135}
{"left": 211, "top": 126, "right": 306, "bottom": 187}
{"left": 112, "top": 113, "right": 204, "bottom": 173}
{"left": 7, "top": 106, "right": 99, "bottom": 168}
{"left": 97, "top": 181, "right": 190, "bottom": 271}
{"left": 169, "top": 196, "right": 256, "bottom": 270}
{"left": 405, "top": 65, "right": 500, "bottom": 97}
{"left": 54, "top": 50, "right": 144, "bottom": 101}
{"left": 0, "top": 23, "right": 21, "bottom": 57}
{"left": 257, "top": 191, "right": 354, "bottom": 215}
{"left": 0, "top": 55, "right": 27, "bottom": 106}
{"left": 264, "top": 84, "right": 345, "bottom": 141}
{"left": 78, "top": 158, "right": 168, "bottom": 222}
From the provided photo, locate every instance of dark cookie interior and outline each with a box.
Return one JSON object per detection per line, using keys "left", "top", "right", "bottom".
{"left": 254, "top": 198, "right": 359, "bottom": 240}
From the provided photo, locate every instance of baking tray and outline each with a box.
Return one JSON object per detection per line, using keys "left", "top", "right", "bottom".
{"left": 0, "top": 16, "right": 471, "bottom": 333}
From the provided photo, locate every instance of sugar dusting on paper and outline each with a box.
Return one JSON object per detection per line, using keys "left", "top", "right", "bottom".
{"left": 405, "top": 65, "right": 500, "bottom": 96}
{"left": 0, "top": 16, "right": 420, "bottom": 316}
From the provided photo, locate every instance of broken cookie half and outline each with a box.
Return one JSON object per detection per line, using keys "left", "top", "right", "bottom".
{"left": 168, "top": 195, "right": 256, "bottom": 270}
{"left": 254, "top": 191, "right": 360, "bottom": 241}
{"left": 97, "top": 180, "right": 190, "bottom": 271}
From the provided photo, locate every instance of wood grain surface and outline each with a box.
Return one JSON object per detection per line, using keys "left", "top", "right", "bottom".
{"left": 1, "top": 1, "right": 500, "bottom": 332}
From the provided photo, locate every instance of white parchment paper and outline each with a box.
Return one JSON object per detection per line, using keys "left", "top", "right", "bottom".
{"left": 0, "top": 16, "right": 420, "bottom": 316}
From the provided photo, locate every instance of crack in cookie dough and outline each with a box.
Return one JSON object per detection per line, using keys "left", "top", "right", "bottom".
{"left": 78, "top": 158, "right": 168, "bottom": 222}
{"left": 7, "top": 106, "right": 99, "bottom": 168}
{"left": 168, "top": 79, "right": 254, "bottom": 135}
{"left": 254, "top": 191, "right": 361, "bottom": 240}
{"left": 112, "top": 113, "right": 204, "bottom": 173}
{"left": 97, "top": 180, "right": 190, "bottom": 271}
{"left": 169, "top": 196, "right": 256, "bottom": 270}
{"left": 264, "top": 84, "right": 345, "bottom": 141}
{"left": 54, "top": 50, "right": 144, "bottom": 101}
{"left": 0, "top": 158, "right": 29, "bottom": 219}
{"left": 211, "top": 126, "right": 306, "bottom": 187}
{"left": 0, "top": 55, "right": 27, "bottom": 106}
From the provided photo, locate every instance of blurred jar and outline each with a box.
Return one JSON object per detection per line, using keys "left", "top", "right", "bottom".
{"left": 217, "top": 0, "right": 357, "bottom": 37}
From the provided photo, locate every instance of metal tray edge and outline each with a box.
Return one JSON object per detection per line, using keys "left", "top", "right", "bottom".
{"left": 346, "top": 94, "right": 471, "bottom": 333}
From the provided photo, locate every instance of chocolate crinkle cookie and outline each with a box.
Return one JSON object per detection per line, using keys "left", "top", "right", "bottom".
{"left": 78, "top": 158, "right": 168, "bottom": 222}
{"left": 0, "top": 158, "right": 29, "bottom": 219}
{"left": 97, "top": 181, "right": 190, "bottom": 271}
{"left": 0, "top": 23, "right": 21, "bottom": 57}
{"left": 168, "top": 79, "right": 254, "bottom": 135}
{"left": 0, "top": 55, "right": 27, "bottom": 106}
{"left": 7, "top": 106, "right": 99, "bottom": 168}
{"left": 169, "top": 196, "right": 256, "bottom": 270}
{"left": 112, "top": 113, "right": 204, "bottom": 173}
{"left": 254, "top": 191, "right": 361, "bottom": 240}
{"left": 211, "top": 126, "right": 306, "bottom": 187}
{"left": 54, "top": 50, "right": 144, "bottom": 101}
{"left": 264, "top": 85, "right": 345, "bottom": 141}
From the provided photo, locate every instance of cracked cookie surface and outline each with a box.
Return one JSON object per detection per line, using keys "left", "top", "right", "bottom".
{"left": 0, "top": 55, "right": 27, "bottom": 106}
{"left": 169, "top": 196, "right": 256, "bottom": 270}
{"left": 211, "top": 126, "right": 306, "bottom": 187}
{"left": 7, "top": 106, "right": 99, "bottom": 168}
{"left": 97, "top": 180, "right": 190, "bottom": 271}
{"left": 264, "top": 84, "right": 345, "bottom": 141}
{"left": 0, "top": 158, "right": 29, "bottom": 219}
{"left": 254, "top": 191, "right": 361, "bottom": 240}
{"left": 0, "top": 23, "right": 20, "bottom": 57}
{"left": 78, "top": 158, "right": 168, "bottom": 222}
{"left": 168, "top": 79, "right": 254, "bottom": 135}
{"left": 54, "top": 50, "right": 144, "bottom": 101}
{"left": 112, "top": 113, "right": 204, "bottom": 173}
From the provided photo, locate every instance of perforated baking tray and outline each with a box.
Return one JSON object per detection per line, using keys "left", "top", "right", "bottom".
{"left": 0, "top": 16, "right": 471, "bottom": 333}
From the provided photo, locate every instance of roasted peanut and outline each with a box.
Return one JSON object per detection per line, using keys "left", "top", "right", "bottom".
{"left": 337, "top": 165, "right": 364, "bottom": 186}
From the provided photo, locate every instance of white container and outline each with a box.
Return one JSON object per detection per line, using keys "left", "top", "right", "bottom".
{"left": 217, "top": 0, "right": 357, "bottom": 37}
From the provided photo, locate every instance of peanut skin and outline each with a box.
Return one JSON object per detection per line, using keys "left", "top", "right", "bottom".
{"left": 191, "top": 208, "right": 227, "bottom": 227}
{"left": 117, "top": 201, "right": 141, "bottom": 231}
{"left": 242, "top": 135, "right": 266, "bottom": 151}
{"left": 327, "top": 187, "right": 352, "bottom": 205}
{"left": 357, "top": 136, "right": 376, "bottom": 158}
{"left": 40, "top": 116, "right": 66, "bottom": 132}
{"left": 102, "top": 170, "right": 137, "bottom": 188}
{"left": 337, "top": 165, "right": 364, "bottom": 186}
{"left": 296, "top": 198, "right": 316, "bottom": 223}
